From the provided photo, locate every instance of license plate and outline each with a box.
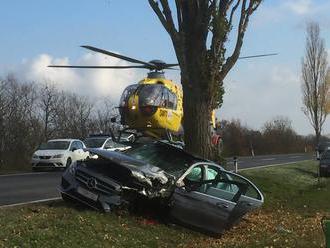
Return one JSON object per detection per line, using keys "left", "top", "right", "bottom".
{"left": 77, "top": 187, "right": 98, "bottom": 201}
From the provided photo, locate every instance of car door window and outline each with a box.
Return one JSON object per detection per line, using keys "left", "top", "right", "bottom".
{"left": 70, "top": 141, "right": 79, "bottom": 151}
{"left": 203, "top": 165, "right": 262, "bottom": 202}
{"left": 77, "top": 141, "right": 84, "bottom": 149}
{"left": 183, "top": 165, "right": 206, "bottom": 192}
{"left": 185, "top": 166, "right": 202, "bottom": 182}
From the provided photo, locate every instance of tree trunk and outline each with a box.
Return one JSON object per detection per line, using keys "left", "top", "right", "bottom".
{"left": 315, "top": 129, "right": 321, "bottom": 146}
{"left": 182, "top": 77, "right": 213, "bottom": 159}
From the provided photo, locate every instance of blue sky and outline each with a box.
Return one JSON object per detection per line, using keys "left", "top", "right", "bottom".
{"left": 1, "top": 0, "right": 330, "bottom": 135}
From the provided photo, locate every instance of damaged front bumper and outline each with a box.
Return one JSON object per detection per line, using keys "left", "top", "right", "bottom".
{"left": 59, "top": 168, "right": 125, "bottom": 211}
{"left": 59, "top": 161, "right": 174, "bottom": 212}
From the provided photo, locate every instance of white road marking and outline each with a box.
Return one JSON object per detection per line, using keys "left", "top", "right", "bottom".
{"left": 261, "top": 158, "right": 276, "bottom": 161}
{"left": 0, "top": 197, "right": 61, "bottom": 209}
{"left": 0, "top": 172, "right": 50, "bottom": 177}
{"left": 239, "top": 160, "right": 312, "bottom": 171}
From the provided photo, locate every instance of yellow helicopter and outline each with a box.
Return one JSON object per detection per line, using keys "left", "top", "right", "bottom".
{"left": 49, "top": 45, "right": 185, "bottom": 139}
{"left": 49, "top": 46, "right": 276, "bottom": 140}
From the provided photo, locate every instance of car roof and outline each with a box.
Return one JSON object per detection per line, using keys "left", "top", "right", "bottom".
{"left": 47, "top": 139, "right": 79, "bottom": 142}
{"left": 156, "top": 140, "right": 209, "bottom": 162}
{"left": 85, "top": 136, "right": 110, "bottom": 139}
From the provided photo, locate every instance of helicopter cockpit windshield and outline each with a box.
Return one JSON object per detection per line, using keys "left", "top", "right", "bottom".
{"left": 139, "top": 84, "right": 177, "bottom": 109}
{"left": 139, "top": 84, "right": 164, "bottom": 107}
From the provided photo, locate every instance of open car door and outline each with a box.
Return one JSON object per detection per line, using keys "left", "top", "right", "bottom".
{"left": 169, "top": 162, "right": 264, "bottom": 235}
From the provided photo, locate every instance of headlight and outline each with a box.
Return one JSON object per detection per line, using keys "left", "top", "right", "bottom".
{"left": 53, "top": 154, "right": 64, "bottom": 158}
{"left": 32, "top": 154, "right": 39, "bottom": 159}
{"left": 131, "top": 170, "right": 152, "bottom": 186}
{"left": 68, "top": 162, "right": 78, "bottom": 175}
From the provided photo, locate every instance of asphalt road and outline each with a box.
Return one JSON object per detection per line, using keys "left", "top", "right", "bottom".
{"left": 226, "top": 153, "right": 314, "bottom": 171}
{"left": 0, "top": 172, "right": 62, "bottom": 207}
{"left": 0, "top": 153, "right": 315, "bottom": 207}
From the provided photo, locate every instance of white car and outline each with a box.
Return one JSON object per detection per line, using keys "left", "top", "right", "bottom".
{"left": 31, "top": 139, "right": 89, "bottom": 170}
{"left": 84, "top": 136, "right": 131, "bottom": 151}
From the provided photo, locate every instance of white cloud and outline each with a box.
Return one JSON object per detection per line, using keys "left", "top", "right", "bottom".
{"left": 7, "top": 52, "right": 330, "bottom": 135}
{"left": 251, "top": 0, "right": 330, "bottom": 28}
{"left": 19, "top": 52, "right": 146, "bottom": 104}
{"left": 284, "top": 0, "right": 313, "bottom": 15}
{"left": 217, "top": 63, "right": 326, "bottom": 135}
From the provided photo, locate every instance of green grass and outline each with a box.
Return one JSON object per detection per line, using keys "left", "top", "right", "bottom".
{"left": 241, "top": 161, "right": 330, "bottom": 214}
{"left": 0, "top": 161, "right": 329, "bottom": 248}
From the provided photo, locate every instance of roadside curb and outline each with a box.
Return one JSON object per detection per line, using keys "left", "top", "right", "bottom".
{"left": 0, "top": 172, "right": 49, "bottom": 177}
{"left": 0, "top": 197, "right": 62, "bottom": 209}
{"left": 238, "top": 159, "right": 313, "bottom": 171}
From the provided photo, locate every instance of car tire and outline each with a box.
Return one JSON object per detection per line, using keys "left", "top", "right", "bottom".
{"left": 66, "top": 158, "right": 72, "bottom": 168}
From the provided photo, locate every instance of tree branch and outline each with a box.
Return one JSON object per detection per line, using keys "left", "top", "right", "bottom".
{"left": 148, "top": 0, "right": 177, "bottom": 38}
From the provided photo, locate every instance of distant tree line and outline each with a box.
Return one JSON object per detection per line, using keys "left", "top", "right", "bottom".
{"left": 0, "top": 74, "right": 325, "bottom": 171}
{"left": 0, "top": 75, "right": 117, "bottom": 171}
{"left": 217, "top": 116, "right": 326, "bottom": 157}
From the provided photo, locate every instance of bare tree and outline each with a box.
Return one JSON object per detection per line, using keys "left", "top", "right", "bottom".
{"left": 38, "top": 82, "right": 59, "bottom": 140}
{"left": 54, "top": 92, "right": 94, "bottom": 139}
{"left": 91, "top": 97, "right": 118, "bottom": 135}
{"left": 302, "top": 22, "right": 330, "bottom": 145}
{"left": 0, "top": 76, "right": 41, "bottom": 168}
{"left": 148, "top": 0, "right": 262, "bottom": 158}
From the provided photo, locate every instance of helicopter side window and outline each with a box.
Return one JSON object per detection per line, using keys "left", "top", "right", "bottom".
{"left": 168, "top": 91, "right": 177, "bottom": 110}
{"left": 162, "top": 88, "right": 169, "bottom": 108}
{"left": 120, "top": 84, "right": 138, "bottom": 107}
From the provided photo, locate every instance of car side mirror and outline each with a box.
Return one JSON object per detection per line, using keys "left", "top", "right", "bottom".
{"left": 71, "top": 147, "right": 77, "bottom": 152}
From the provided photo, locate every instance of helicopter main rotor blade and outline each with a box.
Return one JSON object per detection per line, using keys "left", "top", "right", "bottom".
{"left": 163, "top": 63, "right": 179, "bottom": 68}
{"left": 48, "top": 65, "right": 150, "bottom": 69}
{"left": 238, "top": 53, "right": 278, "bottom": 59}
{"left": 81, "top": 45, "right": 154, "bottom": 67}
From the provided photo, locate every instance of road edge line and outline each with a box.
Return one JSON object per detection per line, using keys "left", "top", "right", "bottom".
{"left": 0, "top": 197, "right": 62, "bottom": 209}
{"left": 238, "top": 159, "right": 313, "bottom": 171}
{"left": 0, "top": 172, "right": 49, "bottom": 177}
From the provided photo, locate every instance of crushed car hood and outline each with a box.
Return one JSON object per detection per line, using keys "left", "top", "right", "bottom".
{"left": 84, "top": 148, "right": 174, "bottom": 197}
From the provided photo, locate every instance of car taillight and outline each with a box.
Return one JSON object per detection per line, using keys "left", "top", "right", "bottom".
{"left": 140, "top": 106, "right": 157, "bottom": 116}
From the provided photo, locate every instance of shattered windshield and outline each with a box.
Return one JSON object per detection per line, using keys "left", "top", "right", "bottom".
{"left": 125, "top": 143, "right": 194, "bottom": 176}
{"left": 84, "top": 138, "right": 108, "bottom": 148}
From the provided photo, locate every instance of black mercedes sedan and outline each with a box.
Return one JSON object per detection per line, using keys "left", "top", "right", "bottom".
{"left": 59, "top": 141, "right": 264, "bottom": 235}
